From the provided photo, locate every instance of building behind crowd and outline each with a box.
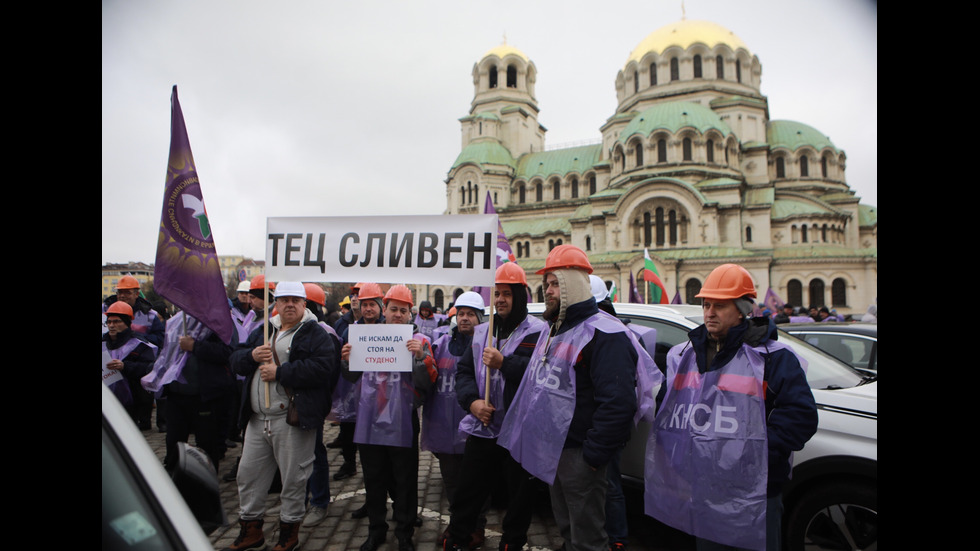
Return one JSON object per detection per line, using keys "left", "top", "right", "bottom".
{"left": 435, "top": 18, "right": 876, "bottom": 315}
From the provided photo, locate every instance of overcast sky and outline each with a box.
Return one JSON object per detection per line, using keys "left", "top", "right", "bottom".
{"left": 102, "top": 0, "right": 877, "bottom": 265}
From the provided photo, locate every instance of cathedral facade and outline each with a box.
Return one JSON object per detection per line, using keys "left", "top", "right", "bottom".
{"left": 438, "top": 19, "right": 876, "bottom": 316}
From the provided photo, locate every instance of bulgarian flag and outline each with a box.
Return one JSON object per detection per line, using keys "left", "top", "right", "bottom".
{"left": 609, "top": 282, "right": 619, "bottom": 303}
{"left": 643, "top": 248, "right": 669, "bottom": 304}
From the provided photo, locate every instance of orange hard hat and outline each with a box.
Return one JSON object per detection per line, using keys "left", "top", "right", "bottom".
{"left": 495, "top": 262, "right": 528, "bottom": 285}
{"left": 106, "top": 301, "right": 134, "bottom": 319}
{"left": 117, "top": 275, "right": 140, "bottom": 290}
{"left": 351, "top": 282, "right": 366, "bottom": 294}
{"left": 303, "top": 283, "right": 326, "bottom": 306}
{"left": 696, "top": 264, "right": 757, "bottom": 300}
{"left": 384, "top": 284, "right": 414, "bottom": 308}
{"left": 536, "top": 244, "right": 593, "bottom": 274}
{"left": 249, "top": 275, "right": 276, "bottom": 292}
{"left": 357, "top": 282, "right": 384, "bottom": 301}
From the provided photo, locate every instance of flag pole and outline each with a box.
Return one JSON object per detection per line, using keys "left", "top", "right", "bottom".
{"left": 264, "top": 278, "right": 271, "bottom": 408}
{"left": 483, "top": 285, "right": 495, "bottom": 426}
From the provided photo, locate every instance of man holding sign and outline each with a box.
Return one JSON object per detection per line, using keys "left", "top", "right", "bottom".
{"left": 226, "top": 281, "right": 337, "bottom": 551}
{"left": 341, "top": 284, "right": 436, "bottom": 551}
{"left": 444, "top": 263, "right": 546, "bottom": 551}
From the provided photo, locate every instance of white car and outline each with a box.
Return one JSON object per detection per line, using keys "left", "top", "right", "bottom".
{"left": 525, "top": 302, "right": 877, "bottom": 551}
{"left": 102, "top": 383, "right": 226, "bottom": 550}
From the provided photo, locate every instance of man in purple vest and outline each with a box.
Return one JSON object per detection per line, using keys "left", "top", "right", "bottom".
{"left": 498, "top": 245, "right": 638, "bottom": 551}
{"left": 444, "top": 263, "right": 546, "bottom": 551}
{"left": 646, "top": 264, "right": 817, "bottom": 551}
{"left": 341, "top": 284, "right": 435, "bottom": 551}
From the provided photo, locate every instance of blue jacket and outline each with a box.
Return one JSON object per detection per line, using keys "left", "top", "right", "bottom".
{"left": 686, "top": 316, "right": 818, "bottom": 496}
{"left": 556, "top": 298, "right": 638, "bottom": 470}
{"left": 232, "top": 318, "right": 339, "bottom": 431}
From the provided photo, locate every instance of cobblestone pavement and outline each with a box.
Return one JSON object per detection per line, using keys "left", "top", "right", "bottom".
{"left": 144, "top": 413, "right": 693, "bottom": 551}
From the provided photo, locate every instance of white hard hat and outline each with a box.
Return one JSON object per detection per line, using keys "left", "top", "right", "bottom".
{"left": 237, "top": 281, "right": 251, "bottom": 293}
{"left": 589, "top": 275, "right": 609, "bottom": 303}
{"left": 273, "top": 281, "right": 306, "bottom": 300}
{"left": 454, "top": 291, "right": 486, "bottom": 312}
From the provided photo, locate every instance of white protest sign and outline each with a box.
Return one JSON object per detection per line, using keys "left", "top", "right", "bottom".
{"left": 103, "top": 349, "right": 124, "bottom": 386}
{"left": 348, "top": 324, "right": 414, "bottom": 372}
{"left": 265, "top": 215, "right": 497, "bottom": 285}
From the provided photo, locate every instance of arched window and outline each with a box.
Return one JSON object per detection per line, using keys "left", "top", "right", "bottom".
{"left": 494, "top": 192, "right": 498, "bottom": 203}
{"left": 800, "top": 156, "right": 809, "bottom": 177}
{"left": 535, "top": 182, "right": 543, "bottom": 202}
{"left": 459, "top": 186, "right": 465, "bottom": 206}
{"left": 821, "top": 157, "right": 828, "bottom": 178}
{"left": 506, "top": 65, "right": 517, "bottom": 88}
{"left": 822, "top": 224, "right": 828, "bottom": 242}
{"left": 643, "top": 212, "right": 652, "bottom": 247}
{"left": 775, "top": 157, "right": 785, "bottom": 178}
{"left": 524, "top": 241, "right": 530, "bottom": 256}
{"left": 669, "top": 210, "right": 678, "bottom": 245}
{"left": 809, "top": 279, "right": 825, "bottom": 308}
{"left": 589, "top": 175, "right": 596, "bottom": 195}
{"left": 706, "top": 139, "right": 715, "bottom": 163}
{"left": 489, "top": 65, "right": 498, "bottom": 89}
{"left": 434, "top": 289, "right": 445, "bottom": 311}
{"left": 787, "top": 279, "right": 803, "bottom": 306}
{"left": 634, "top": 141, "right": 643, "bottom": 167}
{"left": 745, "top": 226, "right": 753, "bottom": 242}
{"left": 801, "top": 225, "right": 808, "bottom": 243}
{"left": 518, "top": 184, "right": 526, "bottom": 204}
{"left": 552, "top": 180, "right": 560, "bottom": 201}
{"left": 649, "top": 63, "right": 657, "bottom": 86}
{"left": 571, "top": 178, "right": 578, "bottom": 198}
{"left": 685, "top": 278, "right": 702, "bottom": 304}
{"left": 585, "top": 236, "right": 591, "bottom": 251}
{"left": 467, "top": 182, "right": 472, "bottom": 204}
{"left": 655, "top": 207, "right": 666, "bottom": 246}
{"left": 736, "top": 59, "right": 742, "bottom": 83}
{"left": 633, "top": 70, "right": 639, "bottom": 94}
{"left": 474, "top": 184, "right": 479, "bottom": 203}
{"left": 536, "top": 286, "right": 544, "bottom": 302}
{"left": 670, "top": 58, "right": 679, "bottom": 81}
{"left": 548, "top": 239, "right": 554, "bottom": 250}
{"left": 657, "top": 139, "right": 667, "bottom": 163}
{"left": 716, "top": 55, "right": 724, "bottom": 78}
{"left": 693, "top": 55, "right": 702, "bottom": 78}
{"left": 682, "top": 138, "right": 692, "bottom": 161}
{"left": 832, "top": 278, "right": 847, "bottom": 307}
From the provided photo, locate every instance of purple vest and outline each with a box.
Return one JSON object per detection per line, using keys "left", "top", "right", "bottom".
{"left": 103, "top": 339, "right": 149, "bottom": 406}
{"left": 141, "top": 312, "right": 211, "bottom": 394}
{"left": 497, "top": 314, "right": 627, "bottom": 484}
{"left": 353, "top": 332, "right": 429, "bottom": 448}
{"left": 414, "top": 314, "right": 446, "bottom": 340}
{"left": 644, "top": 340, "right": 796, "bottom": 550}
{"left": 621, "top": 318, "right": 663, "bottom": 424}
{"left": 458, "top": 315, "right": 547, "bottom": 439}
{"left": 420, "top": 332, "right": 468, "bottom": 454}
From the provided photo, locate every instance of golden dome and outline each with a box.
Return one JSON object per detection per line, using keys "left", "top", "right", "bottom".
{"left": 626, "top": 20, "right": 749, "bottom": 66}
{"left": 482, "top": 43, "right": 529, "bottom": 62}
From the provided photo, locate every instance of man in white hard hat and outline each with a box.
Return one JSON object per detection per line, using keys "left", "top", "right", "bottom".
{"left": 225, "top": 281, "right": 337, "bottom": 551}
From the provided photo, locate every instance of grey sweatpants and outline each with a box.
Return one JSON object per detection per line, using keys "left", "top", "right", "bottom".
{"left": 237, "top": 415, "right": 316, "bottom": 523}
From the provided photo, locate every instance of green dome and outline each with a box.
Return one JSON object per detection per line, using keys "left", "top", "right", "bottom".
{"left": 767, "top": 120, "right": 838, "bottom": 152}
{"left": 618, "top": 102, "right": 732, "bottom": 143}
{"left": 452, "top": 140, "right": 516, "bottom": 169}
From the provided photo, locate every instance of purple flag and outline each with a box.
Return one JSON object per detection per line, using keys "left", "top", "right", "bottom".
{"left": 629, "top": 271, "right": 643, "bottom": 304}
{"left": 474, "top": 191, "right": 515, "bottom": 304}
{"left": 764, "top": 288, "right": 783, "bottom": 314}
{"left": 154, "top": 86, "right": 234, "bottom": 344}
{"left": 671, "top": 290, "right": 682, "bottom": 304}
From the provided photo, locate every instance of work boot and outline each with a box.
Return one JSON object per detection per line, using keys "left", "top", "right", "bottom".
{"left": 333, "top": 461, "right": 356, "bottom": 481}
{"left": 468, "top": 528, "right": 486, "bottom": 549}
{"left": 271, "top": 521, "right": 300, "bottom": 551}
{"left": 223, "top": 519, "right": 265, "bottom": 551}
{"left": 397, "top": 535, "right": 416, "bottom": 551}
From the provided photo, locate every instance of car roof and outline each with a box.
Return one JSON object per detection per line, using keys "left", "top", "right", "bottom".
{"left": 783, "top": 322, "right": 877, "bottom": 338}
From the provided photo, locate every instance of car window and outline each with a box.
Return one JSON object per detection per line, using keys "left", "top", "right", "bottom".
{"left": 777, "top": 331, "right": 866, "bottom": 389}
{"left": 619, "top": 316, "right": 692, "bottom": 373}
{"left": 103, "top": 418, "right": 186, "bottom": 551}
{"left": 798, "top": 333, "right": 877, "bottom": 373}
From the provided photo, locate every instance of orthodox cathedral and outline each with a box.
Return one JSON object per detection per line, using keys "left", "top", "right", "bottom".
{"left": 439, "top": 19, "right": 877, "bottom": 315}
